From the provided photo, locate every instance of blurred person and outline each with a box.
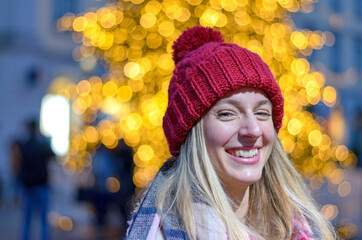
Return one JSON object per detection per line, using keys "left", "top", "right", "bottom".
{"left": 92, "top": 145, "right": 114, "bottom": 232}
{"left": 126, "top": 26, "right": 336, "bottom": 240}
{"left": 14, "top": 120, "right": 54, "bottom": 240}
{"left": 114, "top": 140, "right": 135, "bottom": 236}
{"left": 10, "top": 139, "right": 23, "bottom": 205}
{"left": 91, "top": 142, "right": 135, "bottom": 237}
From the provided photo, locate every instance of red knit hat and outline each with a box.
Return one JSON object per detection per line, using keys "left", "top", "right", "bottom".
{"left": 163, "top": 26, "right": 284, "bottom": 156}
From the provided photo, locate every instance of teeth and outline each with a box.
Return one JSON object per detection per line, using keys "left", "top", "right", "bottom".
{"left": 232, "top": 149, "right": 258, "bottom": 158}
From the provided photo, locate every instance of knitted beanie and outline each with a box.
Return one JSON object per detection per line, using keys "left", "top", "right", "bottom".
{"left": 163, "top": 26, "right": 284, "bottom": 156}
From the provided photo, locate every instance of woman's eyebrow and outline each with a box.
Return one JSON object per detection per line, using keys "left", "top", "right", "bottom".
{"left": 218, "top": 99, "right": 272, "bottom": 108}
{"left": 255, "top": 100, "right": 272, "bottom": 108}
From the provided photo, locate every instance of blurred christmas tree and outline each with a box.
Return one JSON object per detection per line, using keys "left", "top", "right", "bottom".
{"left": 55, "top": 0, "right": 355, "bottom": 197}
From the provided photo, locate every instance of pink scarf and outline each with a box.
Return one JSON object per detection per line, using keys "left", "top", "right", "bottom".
{"left": 142, "top": 203, "right": 316, "bottom": 240}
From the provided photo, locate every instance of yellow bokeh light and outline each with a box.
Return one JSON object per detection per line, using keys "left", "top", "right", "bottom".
{"left": 89, "top": 77, "right": 103, "bottom": 93}
{"left": 73, "top": 17, "right": 87, "bottom": 32}
{"left": 338, "top": 181, "right": 351, "bottom": 197}
{"left": 210, "top": 0, "right": 222, "bottom": 9}
{"left": 102, "top": 81, "right": 118, "bottom": 97}
{"left": 306, "top": 80, "right": 320, "bottom": 97}
{"left": 84, "top": 12, "right": 98, "bottom": 27}
{"left": 100, "top": 12, "right": 117, "bottom": 28}
{"left": 201, "top": 8, "right": 220, "bottom": 27}
{"left": 124, "top": 62, "right": 141, "bottom": 78}
{"left": 236, "top": 0, "right": 249, "bottom": 6}
{"left": 157, "top": 54, "right": 174, "bottom": 73}
{"left": 149, "top": 109, "right": 163, "bottom": 126}
{"left": 101, "top": 97, "right": 122, "bottom": 115}
{"left": 98, "top": 119, "right": 112, "bottom": 133}
{"left": 50, "top": 76, "right": 73, "bottom": 95}
{"left": 281, "top": 136, "right": 295, "bottom": 154}
{"left": 57, "top": 14, "right": 75, "bottom": 31}
{"left": 279, "top": 75, "right": 294, "bottom": 91}
{"left": 124, "top": 130, "right": 141, "bottom": 146}
{"left": 146, "top": 33, "right": 163, "bottom": 49}
{"left": 74, "top": 97, "right": 87, "bottom": 112}
{"left": 126, "top": 113, "right": 143, "bottom": 130}
{"left": 175, "top": 8, "right": 191, "bottom": 22}
{"left": 321, "top": 204, "right": 338, "bottom": 220}
{"left": 270, "top": 23, "right": 286, "bottom": 39}
{"left": 131, "top": 0, "right": 145, "bottom": 4}
{"left": 323, "top": 86, "right": 337, "bottom": 106}
{"left": 335, "top": 145, "right": 348, "bottom": 161}
{"left": 234, "top": 11, "right": 250, "bottom": 27}
{"left": 158, "top": 21, "right": 175, "bottom": 37}
{"left": 138, "top": 57, "right": 152, "bottom": 72}
{"left": 291, "top": 31, "right": 308, "bottom": 49}
{"left": 128, "top": 79, "right": 144, "bottom": 92}
{"left": 97, "top": 31, "right": 114, "bottom": 50}
{"left": 58, "top": 216, "right": 73, "bottom": 231}
{"left": 140, "top": 13, "right": 157, "bottom": 28}
{"left": 101, "top": 129, "right": 118, "bottom": 148}
{"left": 117, "top": 86, "right": 133, "bottom": 102}
{"left": 291, "top": 58, "right": 310, "bottom": 75}
{"left": 164, "top": 2, "right": 179, "bottom": 20}
{"left": 145, "top": 1, "right": 162, "bottom": 15}
{"left": 330, "top": 168, "right": 344, "bottom": 184}
{"left": 328, "top": 110, "right": 345, "bottom": 143}
{"left": 186, "top": 0, "right": 203, "bottom": 6}
{"left": 137, "top": 145, "right": 154, "bottom": 162}
{"left": 133, "top": 168, "right": 152, "bottom": 187}
{"left": 309, "top": 32, "right": 324, "bottom": 49}
{"left": 84, "top": 126, "right": 99, "bottom": 143}
{"left": 287, "top": 118, "right": 302, "bottom": 136}
{"left": 215, "top": 12, "right": 228, "bottom": 27}
{"left": 309, "top": 130, "right": 322, "bottom": 146}
{"left": 312, "top": 72, "right": 325, "bottom": 87}
{"left": 220, "top": 0, "right": 238, "bottom": 12}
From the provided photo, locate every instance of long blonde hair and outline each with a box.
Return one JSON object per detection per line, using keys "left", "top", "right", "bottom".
{"left": 154, "top": 119, "right": 336, "bottom": 240}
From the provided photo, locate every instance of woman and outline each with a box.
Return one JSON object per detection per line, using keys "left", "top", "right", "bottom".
{"left": 127, "top": 26, "right": 336, "bottom": 240}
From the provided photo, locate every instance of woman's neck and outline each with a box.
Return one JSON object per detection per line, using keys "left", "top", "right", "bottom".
{"left": 225, "top": 184, "right": 250, "bottom": 219}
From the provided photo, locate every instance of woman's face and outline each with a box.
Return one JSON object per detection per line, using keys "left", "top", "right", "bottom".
{"left": 203, "top": 88, "right": 275, "bottom": 188}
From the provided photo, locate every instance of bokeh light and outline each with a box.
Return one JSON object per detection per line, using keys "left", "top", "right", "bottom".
{"left": 106, "top": 177, "right": 121, "bottom": 193}
{"left": 58, "top": 216, "right": 73, "bottom": 231}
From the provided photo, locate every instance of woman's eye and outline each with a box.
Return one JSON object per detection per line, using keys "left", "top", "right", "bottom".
{"left": 255, "top": 111, "right": 271, "bottom": 118}
{"left": 219, "top": 112, "right": 231, "bottom": 117}
{"left": 217, "top": 111, "right": 235, "bottom": 119}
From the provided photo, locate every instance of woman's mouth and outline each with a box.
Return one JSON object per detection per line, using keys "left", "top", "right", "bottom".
{"left": 229, "top": 149, "right": 258, "bottom": 158}
{"left": 226, "top": 148, "right": 260, "bottom": 165}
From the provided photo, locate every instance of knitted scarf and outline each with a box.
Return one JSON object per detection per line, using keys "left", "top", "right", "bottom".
{"left": 126, "top": 162, "right": 189, "bottom": 239}
{"left": 126, "top": 162, "right": 321, "bottom": 240}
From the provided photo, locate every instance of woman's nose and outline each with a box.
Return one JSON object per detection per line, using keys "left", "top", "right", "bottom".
{"left": 238, "top": 115, "right": 262, "bottom": 138}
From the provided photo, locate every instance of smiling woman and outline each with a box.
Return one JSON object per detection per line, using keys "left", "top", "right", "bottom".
{"left": 126, "top": 26, "right": 336, "bottom": 240}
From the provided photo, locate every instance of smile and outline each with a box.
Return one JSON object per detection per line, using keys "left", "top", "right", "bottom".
{"left": 226, "top": 148, "right": 261, "bottom": 165}
{"left": 230, "top": 149, "right": 258, "bottom": 158}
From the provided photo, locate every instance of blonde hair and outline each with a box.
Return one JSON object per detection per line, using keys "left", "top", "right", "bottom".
{"left": 154, "top": 120, "right": 336, "bottom": 240}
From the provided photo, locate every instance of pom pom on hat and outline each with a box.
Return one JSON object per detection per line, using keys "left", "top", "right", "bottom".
{"left": 172, "top": 26, "right": 224, "bottom": 64}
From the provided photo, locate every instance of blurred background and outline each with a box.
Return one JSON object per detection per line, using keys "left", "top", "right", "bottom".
{"left": 0, "top": 0, "right": 361, "bottom": 239}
